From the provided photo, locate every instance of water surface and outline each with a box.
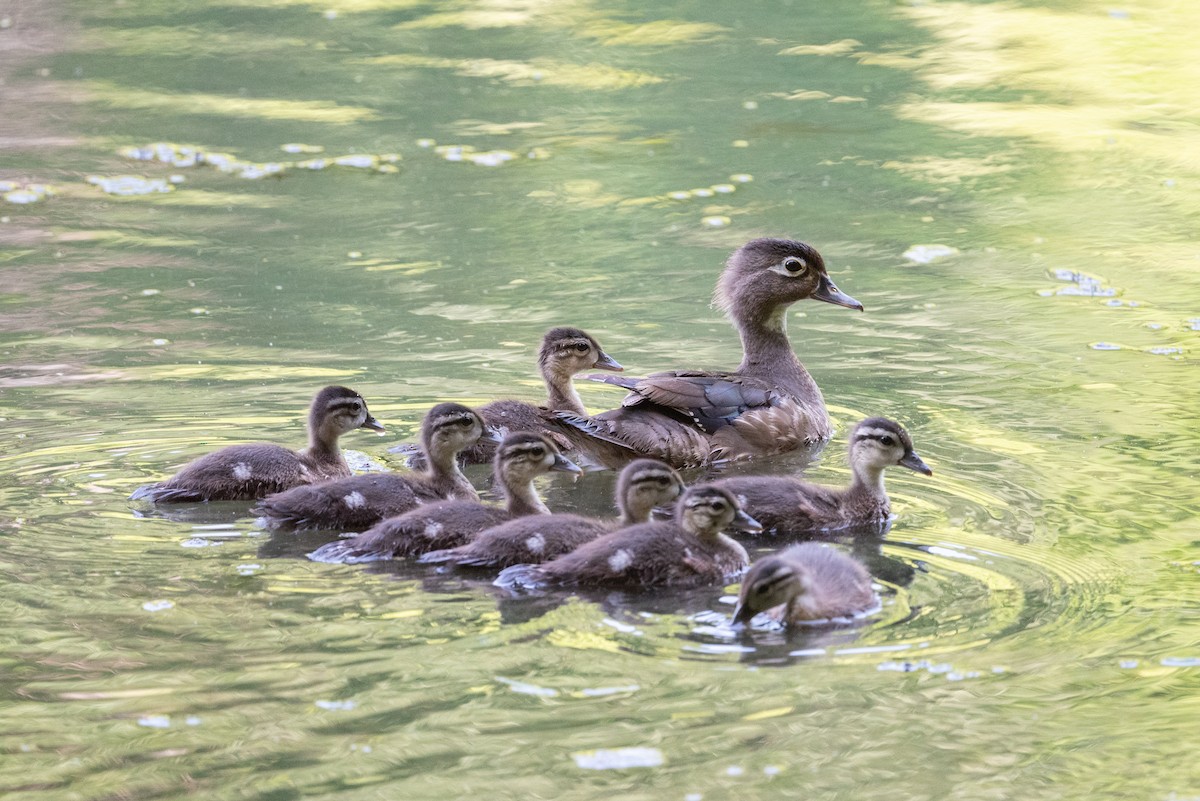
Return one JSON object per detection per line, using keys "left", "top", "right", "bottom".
{"left": 2, "top": 0, "right": 1199, "bottom": 798}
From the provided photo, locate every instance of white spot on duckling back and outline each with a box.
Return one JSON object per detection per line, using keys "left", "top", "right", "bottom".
{"left": 424, "top": 521, "right": 444, "bottom": 538}
{"left": 607, "top": 549, "right": 633, "bottom": 573}
{"left": 343, "top": 491, "right": 366, "bottom": 509}
{"left": 524, "top": 533, "right": 545, "bottom": 555}
{"left": 232, "top": 462, "right": 253, "bottom": 482}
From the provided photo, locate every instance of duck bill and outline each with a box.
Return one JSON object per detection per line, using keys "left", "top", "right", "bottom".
{"left": 731, "top": 601, "right": 756, "bottom": 625}
{"left": 483, "top": 425, "right": 505, "bottom": 444}
{"left": 899, "top": 451, "right": 933, "bottom": 476}
{"left": 592, "top": 350, "right": 624, "bottom": 372}
{"left": 360, "top": 415, "right": 386, "bottom": 434}
{"left": 731, "top": 509, "right": 763, "bottom": 533}
{"left": 812, "top": 274, "right": 864, "bottom": 311}
{"left": 551, "top": 453, "right": 584, "bottom": 475}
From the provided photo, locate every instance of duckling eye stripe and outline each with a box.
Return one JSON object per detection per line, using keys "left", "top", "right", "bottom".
{"left": 326, "top": 400, "right": 363, "bottom": 413}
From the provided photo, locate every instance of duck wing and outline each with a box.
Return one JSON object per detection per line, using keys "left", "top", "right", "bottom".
{"left": 591, "top": 371, "right": 776, "bottom": 433}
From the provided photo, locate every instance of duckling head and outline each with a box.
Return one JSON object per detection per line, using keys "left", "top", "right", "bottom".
{"left": 714, "top": 238, "right": 863, "bottom": 330}
{"left": 677, "top": 484, "right": 762, "bottom": 538}
{"left": 539, "top": 326, "right": 623, "bottom": 380}
{"left": 312, "top": 385, "right": 385, "bottom": 437}
{"left": 616, "top": 459, "right": 685, "bottom": 523}
{"left": 494, "top": 431, "right": 582, "bottom": 484}
{"left": 422, "top": 403, "right": 486, "bottom": 458}
{"left": 732, "top": 555, "right": 814, "bottom": 625}
{"left": 850, "top": 417, "right": 933, "bottom": 477}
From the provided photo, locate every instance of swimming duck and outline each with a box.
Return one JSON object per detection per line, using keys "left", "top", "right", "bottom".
{"left": 558, "top": 239, "right": 862, "bottom": 467}
{"left": 420, "top": 458, "right": 684, "bottom": 568}
{"left": 732, "top": 542, "right": 878, "bottom": 625}
{"left": 254, "top": 402, "right": 487, "bottom": 532}
{"left": 495, "top": 484, "right": 759, "bottom": 590}
{"left": 711, "top": 417, "right": 931, "bottom": 534}
{"left": 129, "top": 385, "right": 385, "bottom": 503}
{"left": 308, "top": 432, "right": 581, "bottom": 563}
{"left": 396, "top": 327, "right": 623, "bottom": 468}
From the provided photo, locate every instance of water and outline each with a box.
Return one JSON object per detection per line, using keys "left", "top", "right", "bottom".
{"left": 3, "top": 0, "right": 1200, "bottom": 797}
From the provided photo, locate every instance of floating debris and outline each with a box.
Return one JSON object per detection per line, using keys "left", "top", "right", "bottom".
{"left": 702, "top": 216, "right": 731, "bottom": 228}
{"left": 1161, "top": 656, "right": 1200, "bottom": 667}
{"left": 572, "top": 747, "right": 664, "bottom": 770}
{"left": 1146, "top": 346, "right": 1184, "bottom": 356}
{"left": 3, "top": 182, "right": 54, "bottom": 204}
{"left": 137, "top": 715, "right": 171, "bottom": 729}
{"left": 1090, "top": 342, "right": 1122, "bottom": 351}
{"left": 1041, "top": 268, "right": 1117, "bottom": 297}
{"left": 142, "top": 599, "right": 174, "bottom": 612}
{"left": 87, "top": 175, "right": 174, "bottom": 196}
{"left": 314, "top": 699, "right": 357, "bottom": 711}
{"left": 902, "top": 244, "right": 959, "bottom": 264}
{"left": 495, "top": 676, "right": 558, "bottom": 697}
{"left": 236, "top": 563, "right": 263, "bottom": 576}
{"left": 118, "top": 141, "right": 402, "bottom": 179}
{"left": 281, "top": 143, "right": 324, "bottom": 154}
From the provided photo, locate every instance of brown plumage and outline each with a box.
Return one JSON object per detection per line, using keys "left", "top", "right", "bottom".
{"left": 253, "top": 403, "right": 487, "bottom": 531}
{"left": 559, "top": 239, "right": 863, "bottom": 467}
{"left": 397, "top": 327, "right": 623, "bottom": 468}
{"left": 495, "top": 484, "right": 760, "bottom": 590}
{"left": 129, "top": 385, "right": 385, "bottom": 503}
{"left": 732, "top": 543, "right": 879, "bottom": 625}
{"left": 308, "top": 432, "right": 581, "bottom": 563}
{"left": 420, "top": 459, "right": 684, "bottom": 568}
{"left": 712, "top": 417, "right": 932, "bottom": 534}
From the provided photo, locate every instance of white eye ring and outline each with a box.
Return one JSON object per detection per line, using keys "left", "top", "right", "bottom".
{"left": 783, "top": 257, "right": 807, "bottom": 272}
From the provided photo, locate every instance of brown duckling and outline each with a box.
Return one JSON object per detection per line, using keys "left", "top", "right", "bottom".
{"left": 309, "top": 432, "right": 581, "bottom": 563}
{"left": 559, "top": 239, "right": 862, "bottom": 467}
{"left": 420, "top": 458, "right": 684, "bottom": 568}
{"left": 130, "top": 385, "right": 385, "bottom": 503}
{"left": 396, "top": 327, "right": 623, "bottom": 468}
{"left": 253, "top": 403, "right": 488, "bottom": 532}
{"left": 732, "top": 543, "right": 879, "bottom": 625}
{"left": 712, "top": 417, "right": 931, "bottom": 534}
{"left": 495, "top": 484, "right": 759, "bottom": 590}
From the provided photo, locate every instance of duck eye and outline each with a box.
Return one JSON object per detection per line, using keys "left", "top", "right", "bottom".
{"left": 879, "top": 435, "right": 895, "bottom": 447}
{"left": 782, "top": 256, "right": 807, "bottom": 274}
{"left": 572, "top": 342, "right": 590, "bottom": 353}
{"left": 531, "top": 448, "right": 545, "bottom": 458}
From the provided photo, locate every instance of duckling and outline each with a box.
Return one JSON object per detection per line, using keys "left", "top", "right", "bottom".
{"left": 309, "top": 432, "right": 581, "bottom": 563}
{"left": 711, "top": 417, "right": 932, "bottom": 534}
{"left": 129, "top": 385, "right": 385, "bottom": 503}
{"left": 396, "top": 327, "right": 623, "bottom": 468}
{"left": 732, "top": 543, "right": 878, "bottom": 625}
{"left": 253, "top": 403, "right": 487, "bottom": 532}
{"left": 421, "top": 458, "right": 684, "bottom": 568}
{"left": 558, "top": 239, "right": 863, "bottom": 467}
{"left": 495, "top": 484, "right": 759, "bottom": 590}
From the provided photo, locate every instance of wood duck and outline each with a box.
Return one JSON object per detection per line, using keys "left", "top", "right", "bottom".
{"left": 253, "top": 402, "right": 489, "bottom": 531}
{"left": 495, "top": 484, "right": 759, "bottom": 590}
{"left": 558, "top": 239, "right": 862, "bottom": 467}
{"left": 732, "top": 543, "right": 878, "bottom": 625}
{"left": 129, "top": 385, "right": 385, "bottom": 503}
{"left": 420, "top": 458, "right": 684, "bottom": 568}
{"left": 308, "top": 432, "right": 581, "bottom": 563}
{"left": 711, "top": 417, "right": 931, "bottom": 534}
{"left": 396, "top": 327, "right": 623, "bottom": 468}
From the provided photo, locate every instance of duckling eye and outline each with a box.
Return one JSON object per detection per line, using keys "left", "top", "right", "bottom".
{"left": 530, "top": 447, "right": 546, "bottom": 459}
{"left": 571, "top": 342, "right": 591, "bottom": 353}
{"left": 782, "top": 256, "right": 807, "bottom": 274}
{"left": 879, "top": 435, "right": 895, "bottom": 447}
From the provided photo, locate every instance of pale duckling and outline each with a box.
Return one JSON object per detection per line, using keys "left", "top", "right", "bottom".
{"left": 732, "top": 543, "right": 879, "bottom": 626}
{"left": 421, "top": 458, "right": 684, "bottom": 568}
{"left": 495, "top": 484, "right": 760, "bottom": 590}
{"left": 397, "top": 327, "right": 623, "bottom": 468}
{"left": 130, "top": 385, "right": 384, "bottom": 503}
{"left": 559, "top": 238, "right": 863, "bottom": 467}
{"left": 254, "top": 403, "right": 487, "bottom": 532}
{"left": 309, "top": 432, "right": 581, "bottom": 563}
{"left": 712, "top": 417, "right": 931, "bottom": 534}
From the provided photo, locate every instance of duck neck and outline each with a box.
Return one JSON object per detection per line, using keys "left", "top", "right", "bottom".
{"left": 543, "top": 375, "right": 586, "bottom": 415}
{"left": 847, "top": 460, "right": 887, "bottom": 503}
{"left": 425, "top": 445, "right": 475, "bottom": 498}
{"left": 733, "top": 304, "right": 817, "bottom": 398}
{"left": 305, "top": 422, "right": 345, "bottom": 466}
{"left": 502, "top": 474, "right": 551, "bottom": 516}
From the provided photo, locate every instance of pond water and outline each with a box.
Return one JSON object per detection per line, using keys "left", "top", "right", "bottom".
{"left": 2, "top": 0, "right": 1199, "bottom": 797}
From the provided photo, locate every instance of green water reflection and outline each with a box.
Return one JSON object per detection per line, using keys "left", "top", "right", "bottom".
{"left": 2, "top": 0, "right": 1199, "bottom": 798}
